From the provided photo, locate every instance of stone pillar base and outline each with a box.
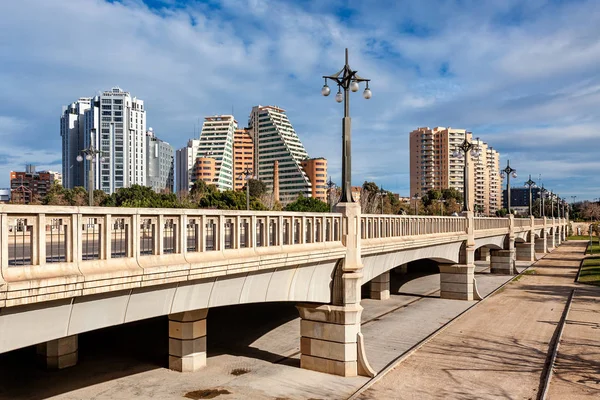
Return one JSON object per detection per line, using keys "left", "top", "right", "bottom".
{"left": 535, "top": 237, "right": 547, "bottom": 253}
{"left": 297, "top": 303, "right": 362, "bottom": 377}
{"left": 369, "top": 272, "right": 390, "bottom": 300}
{"left": 478, "top": 247, "right": 491, "bottom": 262}
{"left": 169, "top": 309, "right": 208, "bottom": 372}
{"left": 515, "top": 242, "right": 535, "bottom": 261}
{"left": 439, "top": 264, "right": 475, "bottom": 301}
{"left": 36, "top": 335, "right": 78, "bottom": 369}
{"left": 490, "top": 249, "right": 516, "bottom": 274}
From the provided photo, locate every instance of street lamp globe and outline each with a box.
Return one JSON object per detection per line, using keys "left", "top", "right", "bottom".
{"left": 321, "top": 83, "right": 330, "bottom": 97}
{"left": 100, "top": 156, "right": 106, "bottom": 163}
{"left": 76, "top": 155, "right": 83, "bottom": 162}
{"left": 350, "top": 80, "right": 359, "bottom": 92}
{"left": 335, "top": 89, "right": 343, "bottom": 103}
{"left": 512, "top": 172, "right": 517, "bottom": 179}
{"left": 85, "top": 154, "right": 93, "bottom": 161}
{"left": 363, "top": 85, "right": 372, "bottom": 99}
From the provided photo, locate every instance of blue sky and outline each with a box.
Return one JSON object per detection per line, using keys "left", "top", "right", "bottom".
{"left": 1, "top": 0, "right": 599, "bottom": 200}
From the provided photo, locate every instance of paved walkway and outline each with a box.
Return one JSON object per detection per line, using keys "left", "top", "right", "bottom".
{"left": 357, "top": 241, "right": 600, "bottom": 400}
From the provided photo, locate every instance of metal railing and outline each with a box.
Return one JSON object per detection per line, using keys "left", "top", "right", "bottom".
{"left": 360, "top": 215, "right": 467, "bottom": 240}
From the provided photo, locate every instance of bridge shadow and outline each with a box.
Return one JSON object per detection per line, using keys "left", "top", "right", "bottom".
{"left": 0, "top": 303, "right": 302, "bottom": 399}
{"left": 390, "top": 260, "right": 441, "bottom": 298}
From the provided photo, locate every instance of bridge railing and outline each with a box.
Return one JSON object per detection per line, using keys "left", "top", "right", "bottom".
{"left": 360, "top": 215, "right": 467, "bottom": 240}
{"left": 534, "top": 218, "right": 545, "bottom": 226}
{"left": 473, "top": 217, "right": 509, "bottom": 230}
{"left": 513, "top": 218, "right": 532, "bottom": 228}
{"left": 0, "top": 206, "right": 343, "bottom": 269}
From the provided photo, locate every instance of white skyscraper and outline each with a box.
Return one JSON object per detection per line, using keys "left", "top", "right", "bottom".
{"left": 196, "top": 115, "right": 236, "bottom": 191}
{"left": 176, "top": 139, "right": 201, "bottom": 193}
{"left": 249, "top": 105, "right": 312, "bottom": 204}
{"left": 60, "top": 98, "right": 91, "bottom": 188}
{"left": 62, "top": 87, "right": 147, "bottom": 194}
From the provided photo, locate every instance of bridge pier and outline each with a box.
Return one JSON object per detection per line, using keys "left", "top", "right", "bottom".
{"left": 535, "top": 235, "right": 547, "bottom": 253}
{"left": 477, "top": 247, "right": 491, "bottom": 262}
{"left": 439, "top": 264, "right": 476, "bottom": 301}
{"left": 515, "top": 241, "right": 535, "bottom": 262}
{"left": 168, "top": 309, "right": 208, "bottom": 372}
{"left": 36, "top": 335, "right": 78, "bottom": 369}
{"left": 369, "top": 272, "right": 390, "bottom": 300}
{"left": 490, "top": 249, "right": 516, "bottom": 274}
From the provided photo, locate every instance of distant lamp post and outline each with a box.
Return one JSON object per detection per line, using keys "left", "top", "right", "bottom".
{"left": 500, "top": 160, "right": 517, "bottom": 214}
{"left": 451, "top": 135, "right": 481, "bottom": 212}
{"left": 438, "top": 198, "right": 446, "bottom": 216}
{"left": 412, "top": 193, "right": 421, "bottom": 215}
{"left": 540, "top": 185, "right": 546, "bottom": 217}
{"left": 321, "top": 48, "right": 371, "bottom": 203}
{"left": 76, "top": 128, "right": 104, "bottom": 207}
{"left": 379, "top": 186, "right": 386, "bottom": 215}
{"left": 550, "top": 191, "right": 555, "bottom": 218}
{"left": 238, "top": 166, "right": 253, "bottom": 210}
{"left": 326, "top": 177, "right": 337, "bottom": 212}
{"left": 524, "top": 175, "right": 536, "bottom": 216}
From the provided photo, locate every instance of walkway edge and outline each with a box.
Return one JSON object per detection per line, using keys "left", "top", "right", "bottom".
{"left": 347, "top": 262, "right": 541, "bottom": 400}
{"left": 538, "top": 288, "right": 575, "bottom": 400}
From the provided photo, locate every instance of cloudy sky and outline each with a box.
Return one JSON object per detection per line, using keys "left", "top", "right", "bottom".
{"left": 1, "top": 0, "right": 599, "bottom": 200}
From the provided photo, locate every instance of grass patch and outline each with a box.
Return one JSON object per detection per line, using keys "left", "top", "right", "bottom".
{"left": 512, "top": 269, "right": 536, "bottom": 282}
{"left": 579, "top": 256, "right": 600, "bottom": 286}
{"left": 567, "top": 235, "right": 597, "bottom": 241}
{"left": 566, "top": 236, "right": 600, "bottom": 254}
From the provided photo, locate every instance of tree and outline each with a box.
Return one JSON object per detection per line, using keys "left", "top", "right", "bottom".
{"left": 247, "top": 179, "right": 267, "bottom": 199}
{"left": 198, "top": 190, "right": 266, "bottom": 210}
{"left": 360, "top": 181, "right": 380, "bottom": 214}
{"left": 285, "top": 195, "right": 329, "bottom": 212}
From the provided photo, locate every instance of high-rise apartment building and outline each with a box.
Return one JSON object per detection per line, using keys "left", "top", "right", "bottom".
{"left": 486, "top": 146, "right": 502, "bottom": 214}
{"left": 410, "top": 127, "right": 507, "bottom": 213}
{"left": 61, "top": 87, "right": 147, "bottom": 194}
{"left": 175, "top": 139, "right": 201, "bottom": 193}
{"left": 196, "top": 115, "right": 236, "bottom": 191}
{"left": 60, "top": 98, "right": 91, "bottom": 188}
{"left": 248, "top": 105, "right": 312, "bottom": 204}
{"left": 233, "top": 128, "right": 254, "bottom": 190}
{"left": 300, "top": 158, "right": 328, "bottom": 202}
{"left": 146, "top": 128, "right": 174, "bottom": 193}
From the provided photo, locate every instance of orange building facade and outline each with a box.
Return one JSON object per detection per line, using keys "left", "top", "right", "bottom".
{"left": 233, "top": 128, "right": 254, "bottom": 190}
{"left": 300, "top": 158, "right": 327, "bottom": 202}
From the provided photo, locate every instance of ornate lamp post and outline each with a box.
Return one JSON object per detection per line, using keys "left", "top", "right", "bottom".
{"left": 500, "top": 160, "right": 517, "bottom": 214}
{"left": 550, "top": 191, "right": 555, "bottom": 218}
{"left": 238, "top": 166, "right": 253, "bottom": 210}
{"left": 451, "top": 135, "right": 481, "bottom": 212}
{"left": 412, "top": 193, "right": 420, "bottom": 215}
{"left": 76, "top": 128, "right": 104, "bottom": 207}
{"left": 321, "top": 48, "right": 371, "bottom": 203}
{"left": 379, "top": 186, "right": 386, "bottom": 215}
{"left": 326, "top": 177, "right": 337, "bottom": 212}
{"left": 540, "top": 185, "right": 546, "bottom": 217}
{"left": 524, "top": 175, "right": 536, "bottom": 216}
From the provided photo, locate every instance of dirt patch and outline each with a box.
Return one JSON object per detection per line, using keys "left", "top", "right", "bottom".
{"left": 184, "top": 388, "right": 231, "bottom": 399}
{"left": 230, "top": 368, "right": 250, "bottom": 376}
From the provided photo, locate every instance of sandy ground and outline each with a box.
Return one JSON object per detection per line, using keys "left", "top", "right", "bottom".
{"left": 358, "top": 241, "right": 598, "bottom": 400}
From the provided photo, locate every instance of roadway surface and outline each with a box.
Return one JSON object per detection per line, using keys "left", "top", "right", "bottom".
{"left": 0, "top": 261, "right": 532, "bottom": 400}
{"left": 357, "top": 242, "right": 600, "bottom": 400}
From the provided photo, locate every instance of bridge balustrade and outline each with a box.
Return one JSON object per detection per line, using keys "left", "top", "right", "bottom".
{"left": 360, "top": 215, "right": 467, "bottom": 240}
{"left": 1, "top": 207, "right": 343, "bottom": 268}
{"left": 473, "top": 217, "right": 509, "bottom": 230}
{"left": 513, "top": 218, "right": 532, "bottom": 228}
{"left": 534, "top": 218, "right": 545, "bottom": 226}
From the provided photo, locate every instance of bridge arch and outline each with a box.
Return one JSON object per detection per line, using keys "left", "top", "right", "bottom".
{"left": 361, "top": 241, "right": 462, "bottom": 284}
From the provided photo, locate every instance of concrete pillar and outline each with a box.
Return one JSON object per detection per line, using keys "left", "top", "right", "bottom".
{"left": 535, "top": 235, "right": 547, "bottom": 253}
{"left": 369, "top": 272, "right": 390, "bottom": 300}
{"left": 490, "top": 249, "right": 516, "bottom": 274}
{"left": 439, "top": 264, "right": 476, "bottom": 301}
{"left": 515, "top": 241, "right": 535, "bottom": 262}
{"left": 36, "top": 335, "right": 78, "bottom": 369}
{"left": 478, "top": 247, "right": 490, "bottom": 262}
{"left": 297, "top": 303, "right": 363, "bottom": 376}
{"left": 556, "top": 227, "right": 562, "bottom": 246}
{"left": 297, "top": 202, "right": 375, "bottom": 378}
{"left": 168, "top": 309, "right": 208, "bottom": 372}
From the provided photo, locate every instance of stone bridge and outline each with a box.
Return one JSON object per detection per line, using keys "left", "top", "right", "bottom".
{"left": 0, "top": 204, "right": 568, "bottom": 376}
